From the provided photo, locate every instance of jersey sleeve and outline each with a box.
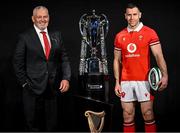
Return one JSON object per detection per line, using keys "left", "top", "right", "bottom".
{"left": 149, "top": 29, "right": 160, "bottom": 46}
{"left": 114, "top": 34, "right": 121, "bottom": 51}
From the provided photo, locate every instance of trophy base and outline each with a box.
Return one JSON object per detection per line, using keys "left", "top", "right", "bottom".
{"left": 78, "top": 74, "right": 109, "bottom": 102}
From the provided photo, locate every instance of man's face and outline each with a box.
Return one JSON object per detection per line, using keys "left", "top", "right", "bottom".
{"left": 32, "top": 8, "right": 49, "bottom": 30}
{"left": 125, "top": 7, "right": 141, "bottom": 29}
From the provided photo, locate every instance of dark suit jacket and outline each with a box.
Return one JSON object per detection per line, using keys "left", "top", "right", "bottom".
{"left": 13, "top": 28, "right": 71, "bottom": 95}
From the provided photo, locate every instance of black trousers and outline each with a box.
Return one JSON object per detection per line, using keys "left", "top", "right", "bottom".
{"left": 22, "top": 86, "right": 58, "bottom": 131}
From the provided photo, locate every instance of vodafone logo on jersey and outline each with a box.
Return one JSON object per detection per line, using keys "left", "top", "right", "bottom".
{"left": 127, "top": 43, "right": 137, "bottom": 53}
{"left": 125, "top": 43, "right": 140, "bottom": 58}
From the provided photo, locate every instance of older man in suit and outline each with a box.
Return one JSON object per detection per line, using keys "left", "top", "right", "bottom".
{"left": 13, "top": 6, "right": 71, "bottom": 131}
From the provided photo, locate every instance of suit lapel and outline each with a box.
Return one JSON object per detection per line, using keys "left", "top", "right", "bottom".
{"left": 30, "top": 28, "right": 59, "bottom": 60}
{"left": 49, "top": 33, "right": 57, "bottom": 59}
{"left": 30, "top": 28, "right": 46, "bottom": 59}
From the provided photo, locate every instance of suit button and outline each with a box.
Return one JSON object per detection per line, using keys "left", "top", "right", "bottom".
{"left": 46, "top": 71, "right": 48, "bottom": 74}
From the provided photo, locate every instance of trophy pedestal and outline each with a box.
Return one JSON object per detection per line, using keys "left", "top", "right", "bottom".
{"left": 78, "top": 74, "right": 109, "bottom": 102}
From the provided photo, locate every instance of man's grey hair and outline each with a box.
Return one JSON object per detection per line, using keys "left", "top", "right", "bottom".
{"left": 33, "top": 6, "right": 49, "bottom": 16}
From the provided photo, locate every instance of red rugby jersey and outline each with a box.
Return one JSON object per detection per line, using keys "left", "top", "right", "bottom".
{"left": 114, "top": 23, "right": 160, "bottom": 81}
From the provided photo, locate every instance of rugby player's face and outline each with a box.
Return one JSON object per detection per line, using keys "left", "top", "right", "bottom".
{"left": 125, "top": 7, "right": 141, "bottom": 29}
{"left": 32, "top": 8, "right": 49, "bottom": 30}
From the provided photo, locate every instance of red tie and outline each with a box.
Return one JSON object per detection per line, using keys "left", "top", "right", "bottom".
{"left": 41, "top": 31, "right": 51, "bottom": 59}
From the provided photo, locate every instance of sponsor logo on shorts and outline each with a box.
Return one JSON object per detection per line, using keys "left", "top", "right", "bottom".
{"left": 121, "top": 92, "right": 126, "bottom": 98}
{"left": 145, "top": 93, "right": 148, "bottom": 97}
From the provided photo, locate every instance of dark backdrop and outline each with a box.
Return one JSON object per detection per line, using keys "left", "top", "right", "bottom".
{"left": 0, "top": 0, "right": 179, "bottom": 131}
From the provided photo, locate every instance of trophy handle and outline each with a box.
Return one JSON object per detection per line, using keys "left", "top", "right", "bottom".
{"left": 101, "top": 14, "right": 109, "bottom": 38}
{"left": 79, "top": 14, "right": 87, "bottom": 36}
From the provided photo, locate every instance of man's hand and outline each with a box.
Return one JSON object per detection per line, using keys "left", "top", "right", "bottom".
{"left": 59, "top": 80, "right": 70, "bottom": 93}
{"left": 114, "top": 83, "right": 122, "bottom": 97}
{"left": 158, "top": 75, "right": 168, "bottom": 91}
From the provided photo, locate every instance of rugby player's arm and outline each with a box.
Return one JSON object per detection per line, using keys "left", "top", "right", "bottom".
{"left": 151, "top": 43, "right": 168, "bottom": 90}
{"left": 113, "top": 49, "right": 122, "bottom": 96}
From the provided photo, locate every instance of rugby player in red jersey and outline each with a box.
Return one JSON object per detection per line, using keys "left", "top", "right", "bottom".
{"left": 113, "top": 3, "right": 168, "bottom": 132}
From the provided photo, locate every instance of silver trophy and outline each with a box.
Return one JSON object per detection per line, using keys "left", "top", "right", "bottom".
{"left": 79, "top": 10, "right": 109, "bottom": 100}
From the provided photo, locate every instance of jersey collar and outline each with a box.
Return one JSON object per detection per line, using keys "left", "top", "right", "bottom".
{"left": 127, "top": 22, "right": 143, "bottom": 32}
